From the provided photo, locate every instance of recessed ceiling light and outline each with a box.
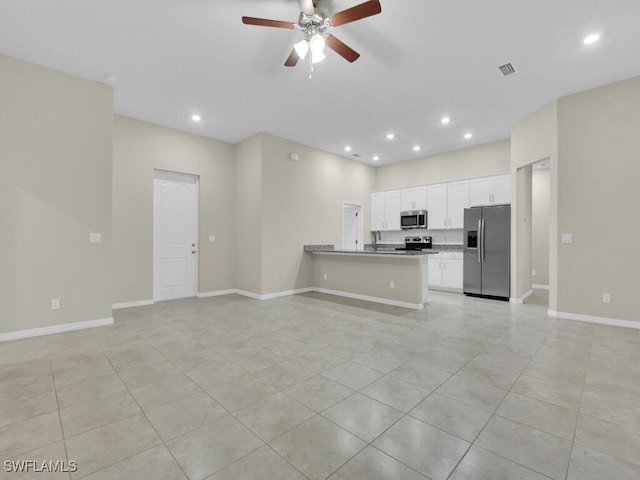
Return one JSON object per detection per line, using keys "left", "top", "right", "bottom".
{"left": 373, "top": 156, "right": 379, "bottom": 161}
{"left": 464, "top": 132, "right": 473, "bottom": 140}
{"left": 413, "top": 146, "right": 421, "bottom": 151}
{"left": 344, "top": 146, "right": 352, "bottom": 152}
{"left": 386, "top": 133, "right": 395, "bottom": 140}
{"left": 583, "top": 33, "right": 600, "bottom": 45}
{"left": 441, "top": 117, "right": 451, "bottom": 124}
{"left": 191, "top": 114, "right": 201, "bottom": 122}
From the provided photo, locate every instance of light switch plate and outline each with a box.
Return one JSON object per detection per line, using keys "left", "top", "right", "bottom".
{"left": 51, "top": 299, "right": 60, "bottom": 310}
{"left": 89, "top": 233, "right": 102, "bottom": 244}
{"left": 561, "top": 234, "right": 573, "bottom": 244}
{"left": 209, "top": 235, "right": 216, "bottom": 243}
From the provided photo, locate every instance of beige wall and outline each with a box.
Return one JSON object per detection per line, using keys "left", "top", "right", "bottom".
{"left": 311, "top": 254, "right": 424, "bottom": 305}
{"left": 515, "top": 166, "right": 532, "bottom": 299}
{"left": 259, "top": 134, "right": 377, "bottom": 295}
{"left": 0, "top": 55, "right": 113, "bottom": 334}
{"left": 235, "top": 135, "right": 262, "bottom": 294}
{"left": 112, "top": 116, "right": 236, "bottom": 303}
{"left": 556, "top": 76, "right": 640, "bottom": 323}
{"left": 375, "top": 140, "right": 511, "bottom": 190}
{"left": 532, "top": 168, "right": 550, "bottom": 285}
{"left": 511, "top": 101, "right": 558, "bottom": 304}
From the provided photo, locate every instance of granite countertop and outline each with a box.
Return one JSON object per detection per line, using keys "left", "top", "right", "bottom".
{"left": 304, "top": 245, "right": 438, "bottom": 256}
{"left": 432, "top": 244, "right": 464, "bottom": 251}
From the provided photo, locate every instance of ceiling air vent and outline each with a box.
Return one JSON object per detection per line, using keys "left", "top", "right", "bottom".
{"left": 498, "top": 62, "right": 516, "bottom": 76}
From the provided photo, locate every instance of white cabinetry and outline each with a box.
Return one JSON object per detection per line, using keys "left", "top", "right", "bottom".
{"left": 427, "top": 253, "right": 443, "bottom": 287}
{"left": 401, "top": 186, "right": 427, "bottom": 211}
{"left": 370, "top": 190, "right": 401, "bottom": 231}
{"left": 446, "top": 180, "right": 470, "bottom": 229}
{"left": 426, "top": 180, "right": 469, "bottom": 229}
{"left": 442, "top": 252, "right": 464, "bottom": 289}
{"left": 428, "top": 252, "right": 463, "bottom": 291}
{"left": 426, "top": 184, "right": 448, "bottom": 229}
{"left": 492, "top": 174, "right": 511, "bottom": 204}
{"left": 470, "top": 174, "right": 511, "bottom": 206}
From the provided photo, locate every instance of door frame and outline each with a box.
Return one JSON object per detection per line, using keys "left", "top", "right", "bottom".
{"left": 153, "top": 169, "right": 199, "bottom": 301}
{"left": 341, "top": 201, "right": 364, "bottom": 251}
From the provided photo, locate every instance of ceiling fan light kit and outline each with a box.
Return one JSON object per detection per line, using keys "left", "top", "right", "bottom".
{"left": 242, "top": 0, "right": 381, "bottom": 79}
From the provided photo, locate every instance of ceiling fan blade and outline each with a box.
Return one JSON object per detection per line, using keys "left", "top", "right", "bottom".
{"left": 241, "top": 16, "right": 296, "bottom": 29}
{"left": 285, "top": 49, "right": 301, "bottom": 67}
{"left": 325, "top": 34, "right": 360, "bottom": 62}
{"left": 329, "top": 0, "right": 381, "bottom": 27}
{"left": 299, "top": 0, "right": 315, "bottom": 15}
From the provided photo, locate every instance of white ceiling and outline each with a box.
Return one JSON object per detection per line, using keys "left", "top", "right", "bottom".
{"left": 1, "top": 0, "right": 639, "bottom": 165}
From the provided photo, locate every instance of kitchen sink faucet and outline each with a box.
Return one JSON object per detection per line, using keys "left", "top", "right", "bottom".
{"left": 372, "top": 230, "right": 381, "bottom": 250}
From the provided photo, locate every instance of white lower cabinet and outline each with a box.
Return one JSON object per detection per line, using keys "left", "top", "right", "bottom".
{"left": 428, "top": 251, "right": 463, "bottom": 291}
{"left": 427, "top": 253, "right": 443, "bottom": 287}
{"left": 442, "top": 252, "right": 463, "bottom": 289}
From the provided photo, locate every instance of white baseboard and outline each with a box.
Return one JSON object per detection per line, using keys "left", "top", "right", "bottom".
{"left": 112, "top": 299, "right": 154, "bottom": 310}
{"left": 234, "top": 288, "right": 313, "bottom": 301}
{"left": 532, "top": 284, "right": 550, "bottom": 290}
{"left": 311, "top": 287, "right": 424, "bottom": 310}
{"left": 115, "top": 287, "right": 423, "bottom": 311}
{"left": 0, "top": 317, "right": 114, "bottom": 343}
{"left": 197, "top": 289, "right": 237, "bottom": 298}
{"left": 510, "top": 289, "right": 533, "bottom": 304}
{"left": 547, "top": 310, "right": 640, "bottom": 330}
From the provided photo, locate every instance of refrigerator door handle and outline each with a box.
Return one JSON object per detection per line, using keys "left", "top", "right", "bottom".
{"left": 480, "top": 219, "right": 486, "bottom": 263}
{"left": 477, "top": 219, "right": 482, "bottom": 263}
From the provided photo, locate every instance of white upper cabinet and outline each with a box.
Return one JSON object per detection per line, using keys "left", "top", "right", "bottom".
{"left": 426, "top": 183, "right": 448, "bottom": 230}
{"left": 446, "top": 180, "right": 470, "bottom": 229}
{"left": 492, "top": 174, "right": 511, "bottom": 204}
{"left": 426, "top": 180, "right": 469, "bottom": 230}
{"left": 469, "top": 177, "right": 492, "bottom": 206}
{"left": 470, "top": 174, "right": 511, "bottom": 206}
{"left": 372, "top": 174, "right": 508, "bottom": 232}
{"left": 401, "top": 186, "right": 427, "bottom": 211}
{"left": 370, "top": 190, "right": 402, "bottom": 231}
{"left": 384, "top": 190, "right": 402, "bottom": 231}
{"left": 370, "top": 192, "right": 386, "bottom": 231}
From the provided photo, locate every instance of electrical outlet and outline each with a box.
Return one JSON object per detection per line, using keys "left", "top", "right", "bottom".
{"left": 209, "top": 235, "right": 216, "bottom": 243}
{"left": 532, "top": 269, "right": 536, "bottom": 276}
{"left": 89, "top": 233, "right": 101, "bottom": 244}
{"left": 602, "top": 293, "right": 611, "bottom": 304}
{"left": 51, "top": 299, "right": 60, "bottom": 310}
{"left": 390, "top": 280, "right": 395, "bottom": 289}
{"left": 323, "top": 273, "right": 327, "bottom": 280}
{"left": 561, "top": 233, "right": 573, "bottom": 244}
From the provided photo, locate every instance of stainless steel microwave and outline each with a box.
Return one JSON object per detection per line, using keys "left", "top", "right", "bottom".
{"left": 400, "top": 210, "right": 427, "bottom": 230}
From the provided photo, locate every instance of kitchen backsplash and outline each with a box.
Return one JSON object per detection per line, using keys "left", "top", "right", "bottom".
{"left": 376, "top": 229, "right": 464, "bottom": 245}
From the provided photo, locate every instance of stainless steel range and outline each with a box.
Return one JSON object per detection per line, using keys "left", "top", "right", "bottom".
{"left": 396, "top": 236, "right": 432, "bottom": 251}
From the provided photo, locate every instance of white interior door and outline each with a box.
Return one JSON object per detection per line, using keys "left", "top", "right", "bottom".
{"left": 154, "top": 170, "right": 198, "bottom": 301}
{"left": 342, "top": 203, "right": 363, "bottom": 251}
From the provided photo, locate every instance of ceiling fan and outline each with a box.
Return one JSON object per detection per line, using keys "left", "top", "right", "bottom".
{"left": 242, "top": 0, "right": 382, "bottom": 70}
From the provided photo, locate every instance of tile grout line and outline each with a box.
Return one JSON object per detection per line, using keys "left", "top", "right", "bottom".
{"left": 44, "top": 334, "right": 73, "bottom": 480}
{"left": 562, "top": 323, "right": 596, "bottom": 480}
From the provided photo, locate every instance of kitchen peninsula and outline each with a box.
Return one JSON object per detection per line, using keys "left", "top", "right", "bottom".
{"left": 304, "top": 245, "right": 436, "bottom": 309}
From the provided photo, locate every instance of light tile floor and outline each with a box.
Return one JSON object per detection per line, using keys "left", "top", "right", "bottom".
{"left": 1, "top": 290, "right": 639, "bottom": 479}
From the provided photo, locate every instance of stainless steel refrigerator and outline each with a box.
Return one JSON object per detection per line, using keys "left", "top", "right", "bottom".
{"left": 463, "top": 205, "right": 510, "bottom": 299}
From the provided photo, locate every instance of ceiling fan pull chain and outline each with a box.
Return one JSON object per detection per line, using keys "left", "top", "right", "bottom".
{"left": 309, "top": 56, "right": 314, "bottom": 81}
